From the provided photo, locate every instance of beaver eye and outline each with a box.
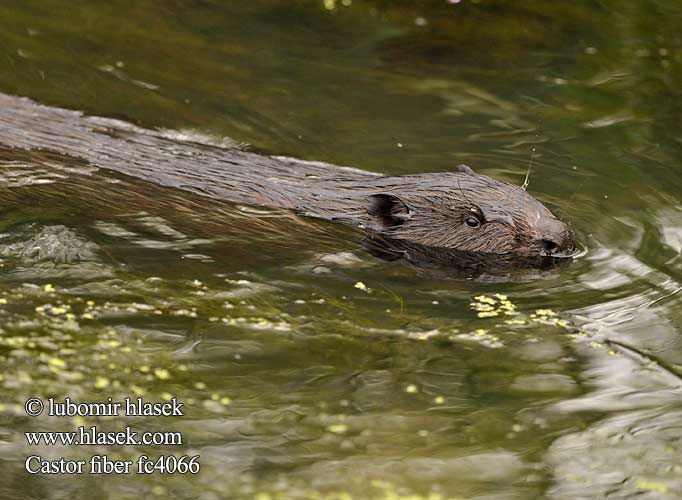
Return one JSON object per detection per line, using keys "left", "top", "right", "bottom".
{"left": 465, "top": 215, "right": 481, "bottom": 228}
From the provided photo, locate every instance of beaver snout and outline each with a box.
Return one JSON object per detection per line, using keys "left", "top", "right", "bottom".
{"left": 537, "top": 219, "right": 575, "bottom": 257}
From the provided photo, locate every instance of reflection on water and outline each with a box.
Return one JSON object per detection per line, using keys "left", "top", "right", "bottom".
{"left": 0, "top": 0, "right": 681, "bottom": 499}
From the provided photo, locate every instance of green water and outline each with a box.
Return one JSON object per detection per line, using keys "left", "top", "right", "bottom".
{"left": 0, "top": 1, "right": 680, "bottom": 499}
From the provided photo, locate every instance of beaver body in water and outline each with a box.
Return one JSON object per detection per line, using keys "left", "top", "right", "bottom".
{"left": 0, "top": 93, "right": 575, "bottom": 262}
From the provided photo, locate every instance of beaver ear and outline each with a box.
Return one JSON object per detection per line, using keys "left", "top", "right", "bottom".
{"left": 455, "top": 164, "right": 475, "bottom": 174}
{"left": 367, "top": 194, "right": 410, "bottom": 227}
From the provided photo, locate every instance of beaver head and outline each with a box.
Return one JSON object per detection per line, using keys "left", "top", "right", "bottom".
{"left": 363, "top": 165, "right": 576, "bottom": 258}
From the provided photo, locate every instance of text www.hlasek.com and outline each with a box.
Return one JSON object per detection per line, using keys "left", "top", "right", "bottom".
{"left": 26, "top": 426, "right": 182, "bottom": 446}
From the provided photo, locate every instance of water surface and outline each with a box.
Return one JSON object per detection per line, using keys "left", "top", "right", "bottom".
{"left": 0, "top": 1, "right": 680, "bottom": 499}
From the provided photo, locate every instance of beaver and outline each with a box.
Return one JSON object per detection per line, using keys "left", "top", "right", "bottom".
{"left": 0, "top": 93, "right": 575, "bottom": 261}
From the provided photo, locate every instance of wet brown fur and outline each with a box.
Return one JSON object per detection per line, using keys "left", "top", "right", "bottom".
{"left": 0, "top": 93, "right": 574, "bottom": 257}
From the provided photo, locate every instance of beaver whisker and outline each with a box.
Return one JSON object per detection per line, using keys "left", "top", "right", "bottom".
{"left": 521, "top": 147, "right": 536, "bottom": 191}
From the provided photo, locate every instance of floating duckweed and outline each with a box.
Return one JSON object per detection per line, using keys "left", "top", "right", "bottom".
{"left": 220, "top": 397, "right": 231, "bottom": 406}
{"left": 354, "top": 281, "right": 368, "bottom": 291}
{"left": 48, "top": 357, "right": 66, "bottom": 368}
{"left": 328, "top": 424, "right": 348, "bottom": 434}
{"left": 44, "top": 284, "right": 55, "bottom": 292}
{"left": 471, "top": 294, "right": 517, "bottom": 317}
{"left": 535, "top": 309, "right": 557, "bottom": 317}
{"left": 405, "top": 384, "right": 418, "bottom": 394}
{"left": 210, "top": 393, "right": 220, "bottom": 401}
{"left": 634, "top": 480, "right": 668, "bottom": 493}
{"left": 434, "top": 396, "right": 445, "bottom": 404}
{"left": 590, "top": 342, "right": 605, "bottom": 349}
{"left": 160, "top": 392, "right": 173, "bottom": 401}
{"left": 576, "top": 332, "right": 588, "bottom": 338}
{"left": 194, "top": 382, "right": 207, "bottom": 390}
{"left": 0, "top": 284, "right": 217, "bottom": 423}
{"left": 474, "top": 295, "right": 497, "bottom": 305}
{"left": 498, "top": 299, "right": 517, "bottom": 315}
{"left": 94, "top": 376, "right": 110, "bottom": 389}
{"left": 417, "top": 429, "right": 429, "bottom": 437}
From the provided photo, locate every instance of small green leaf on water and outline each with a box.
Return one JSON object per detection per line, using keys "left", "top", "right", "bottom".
{"left": 94, "top": 376, "right": 110, "bottom": 389}
{"left": 474, "top": 295, "right": 497, "bottom": 305}
{"left": 48, "top": 357, "right": 66, "bottom": 368}
{"left": 634, "top": 479, "right": 668, "bottom": 493}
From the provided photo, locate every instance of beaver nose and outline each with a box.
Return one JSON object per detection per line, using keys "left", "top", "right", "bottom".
{"left": 539, "top": 219, "right": 575, "bottom": 256}
{"left": 542, "top": 239, "right": 558, "bottom": 252}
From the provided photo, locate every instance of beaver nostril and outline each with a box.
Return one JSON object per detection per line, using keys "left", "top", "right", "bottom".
{"left": 542, "top": 239, "right": 558, "bottom": 252}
